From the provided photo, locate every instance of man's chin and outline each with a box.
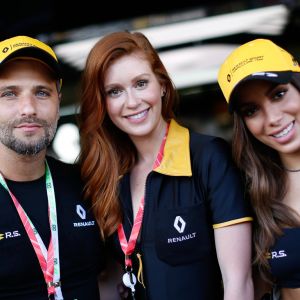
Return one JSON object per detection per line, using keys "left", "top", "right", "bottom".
{"left": 7, "top": 140, "right": 49, "bottom": 156}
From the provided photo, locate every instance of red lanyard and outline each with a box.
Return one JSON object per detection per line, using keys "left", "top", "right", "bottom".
{"left": 118, "top": 198, "right": 144, "bottom": 268}
{"left": 0, "top": 162, "right": 63, "bottom": 299}
{"left": 117, "top": 123, "right": 169, "bottom": 269}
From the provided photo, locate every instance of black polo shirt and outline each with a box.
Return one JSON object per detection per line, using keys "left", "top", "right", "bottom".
{"left": 109, "top": 120, "right": 252, "bottom": 300}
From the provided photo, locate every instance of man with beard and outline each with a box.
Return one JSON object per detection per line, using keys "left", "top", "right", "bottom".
{"left": 0, "top": 36, "right": 104, "bottom": 300}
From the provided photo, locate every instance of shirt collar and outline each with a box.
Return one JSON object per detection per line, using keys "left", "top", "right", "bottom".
{"left": 154, "top": 119, "right": 192, "bottom": 176}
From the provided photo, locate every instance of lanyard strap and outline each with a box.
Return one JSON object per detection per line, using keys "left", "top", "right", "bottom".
{"left": 118, "top": 197, "right": 144, "bottom": 268}
{"left": 0, "top": 161, "right": 63, "bottom": 300}
{"left": 117, "top": 123, "right": 169, "bottom": 269}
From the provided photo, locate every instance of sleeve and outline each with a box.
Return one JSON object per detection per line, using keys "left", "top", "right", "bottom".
{"left": 193, "top": 136, "right": 253, "bottom": 228}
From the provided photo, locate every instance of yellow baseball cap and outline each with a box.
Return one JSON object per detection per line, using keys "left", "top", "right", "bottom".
{"left": 218, "top": 39, "right": 300, "bottom": 112}
{"left": 0, "top": 36, "right": 62, "bottom": 85}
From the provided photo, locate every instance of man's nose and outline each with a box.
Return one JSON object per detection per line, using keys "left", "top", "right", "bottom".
{"left": 19, "top": 95, "right": 37, "bottom": 116}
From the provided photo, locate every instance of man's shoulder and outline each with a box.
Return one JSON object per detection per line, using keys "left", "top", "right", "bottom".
{"left": 46, "top": 155, "right": 80, "bottom": 178}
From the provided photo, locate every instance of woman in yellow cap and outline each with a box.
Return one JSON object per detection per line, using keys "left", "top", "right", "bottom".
{"left": 218, "top": 39, "right": 300, "bottom": 300}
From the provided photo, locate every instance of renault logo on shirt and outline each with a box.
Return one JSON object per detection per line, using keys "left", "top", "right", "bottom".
{"left": 76, "top": 205, "right": 86, "bottom": 220}
{"left": 168, "top": 216, "right": 196, "bottom": 244}
{"left": 73, "top": 205, "right": 95, "bottom": 228}
{"left": 174, "top": 216, "right": 186, "bottom": 233}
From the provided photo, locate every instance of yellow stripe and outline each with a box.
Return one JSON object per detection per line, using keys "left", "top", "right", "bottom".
{"left": 213, "top": 217, "right": 253, "bottom": 229}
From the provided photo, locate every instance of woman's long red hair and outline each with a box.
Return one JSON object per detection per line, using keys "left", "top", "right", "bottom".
{"left": 78, "top": 31, "right": 178, "bottom": 238}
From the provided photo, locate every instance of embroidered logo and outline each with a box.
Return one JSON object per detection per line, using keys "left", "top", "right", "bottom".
{"left": 0, "top": 230, "right": 21, "bottom": 241}
{"left": 267, "top": 250, "right": 287, "bottom": 259}
{"left": 270, "top": 250, "right": 287, "bottom": 259}
{"left": 167, "top": 216, "right": 196, "bottom": 244}
{"left": 76, "top": 205, "right": 86, "bottom": 220}
{"left": 73, "top": 205, "right": 95, "bottom": 228}
{"left": 174, "top": 216, "right": 186, "bottom": 233}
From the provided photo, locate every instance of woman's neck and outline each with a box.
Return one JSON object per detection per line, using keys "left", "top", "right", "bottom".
{"left": 131, "top": 119, "right": 168, "bottom": 165}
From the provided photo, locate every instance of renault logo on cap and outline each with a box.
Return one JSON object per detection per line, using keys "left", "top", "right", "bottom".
{"left": 174, "top": 216, "right": 186, "bottom": 233}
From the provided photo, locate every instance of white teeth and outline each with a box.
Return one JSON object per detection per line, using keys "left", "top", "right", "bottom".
{"left": 127, "top": 110, "right": 147, "bottom": 120}
{"left": 273, "top": 122, "right": 293, "bottom": 138}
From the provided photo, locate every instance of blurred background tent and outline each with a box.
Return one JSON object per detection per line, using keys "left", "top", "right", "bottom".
{"left": 1, "top": 0, "right": 300, "bottom": 162}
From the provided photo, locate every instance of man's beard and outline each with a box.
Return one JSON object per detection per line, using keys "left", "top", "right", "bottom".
{"left": 0, "top": 117, "right": 57, "bottom": 156}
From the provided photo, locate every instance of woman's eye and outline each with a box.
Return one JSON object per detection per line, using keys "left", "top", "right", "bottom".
{"left": 240, "top": 105, "right": 258, "bottom": 118}
{"left": 136, "top": 80, "right": 148, "bottom": 89}
{"left": 273, "top": 90, "right": 286, "bottom": 100}
{"left": 107, "top": 88, "right": 121, "bottom": 97}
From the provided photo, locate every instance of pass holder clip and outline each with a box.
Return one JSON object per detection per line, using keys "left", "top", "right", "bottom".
{"left": 123, "top": 267, "right": 137, "bottom": 298}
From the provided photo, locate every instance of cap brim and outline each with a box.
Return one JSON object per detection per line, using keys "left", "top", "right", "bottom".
{"left": 1, "top": 47, "right": 62, "bottom": 79}
{"left": 228, "top": 71, "right": 293, "bottom": 113}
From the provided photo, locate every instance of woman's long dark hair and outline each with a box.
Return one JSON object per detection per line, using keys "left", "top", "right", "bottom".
{"left": 232, "top": 73, "right": 300, "bottom": 281}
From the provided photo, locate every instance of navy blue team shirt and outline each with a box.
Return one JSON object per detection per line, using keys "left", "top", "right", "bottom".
{"left": 0, "top": 156, "right": 104, "bottom": 300}
{"left": 109, "top": 120, "right": 252, "bottom": 300}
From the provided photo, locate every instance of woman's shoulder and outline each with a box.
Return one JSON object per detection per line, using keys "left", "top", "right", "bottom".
{"left": 189, "top": 130, "right": 231, "bottom": 155}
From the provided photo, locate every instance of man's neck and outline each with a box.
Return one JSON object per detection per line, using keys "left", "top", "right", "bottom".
{"left": 0, "top": 146, "right": 46, "bottom": 181}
